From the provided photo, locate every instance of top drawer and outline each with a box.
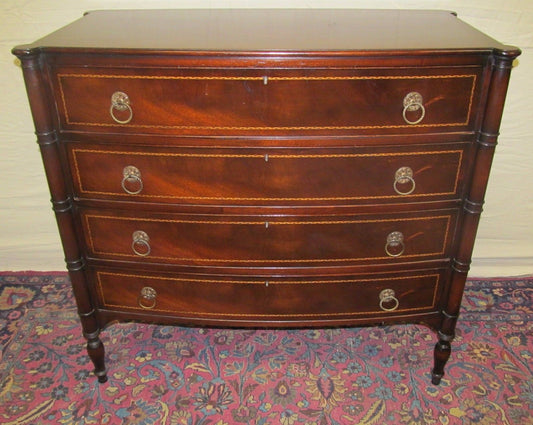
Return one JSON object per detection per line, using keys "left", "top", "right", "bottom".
{"left": 53, "top": 68, "right": 481, "bottom": 136}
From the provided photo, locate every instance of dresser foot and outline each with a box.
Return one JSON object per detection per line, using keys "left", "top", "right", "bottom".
{"left": 431, "top": 335, "right": 452, "bottom": 385}
{"left": 86, "top": 331, "right": 107, "bottom": 383}
{"left": 431, "top": 372, "right": 444, "bottom": 385}
{"left": 96, "top": 372, "right": 108, "bottom": 384}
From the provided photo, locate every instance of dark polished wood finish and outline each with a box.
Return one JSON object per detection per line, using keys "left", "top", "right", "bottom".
{"left": 13, "top": 9, "right": 520, "bottom": 384}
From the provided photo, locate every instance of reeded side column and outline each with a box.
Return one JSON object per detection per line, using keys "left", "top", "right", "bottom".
{"left": 432, "top": 47, "right": 521, "bottom": 385}
{"left": 15, "top": 51, "right": 107, "bottom": 383}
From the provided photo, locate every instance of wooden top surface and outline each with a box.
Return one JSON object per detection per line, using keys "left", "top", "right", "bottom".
{"left": 13, "top": 9, "right": 513, "bottom": 56}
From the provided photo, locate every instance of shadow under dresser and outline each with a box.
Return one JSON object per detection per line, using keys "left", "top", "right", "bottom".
{"left": 12, "top": 9, "right": 520, "bottom": 384}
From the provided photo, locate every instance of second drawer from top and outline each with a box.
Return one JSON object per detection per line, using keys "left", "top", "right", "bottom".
{"left": 68, "top": 143, "right": 471, "bottom": 207}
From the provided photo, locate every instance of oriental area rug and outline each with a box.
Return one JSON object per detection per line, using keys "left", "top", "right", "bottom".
{"left": 0, "top": 272, "right": 531, "bottom": 425}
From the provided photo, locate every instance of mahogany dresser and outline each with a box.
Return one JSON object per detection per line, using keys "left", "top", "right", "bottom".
{"left": 13, "top": 9, "right": 520, "bottom": 384}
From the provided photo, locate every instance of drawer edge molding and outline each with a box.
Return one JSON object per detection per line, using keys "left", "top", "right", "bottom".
{"left": 95, "top": 270, "right": 442, "bottom": 317}
{"left": 82, "top": 213, "right": 454, "bottom": 264}
{"left": 57, "top": 72, "right": 477, "bottom": 131}
{"left": 70, "top": 147, "right": 465, "bottom": 203}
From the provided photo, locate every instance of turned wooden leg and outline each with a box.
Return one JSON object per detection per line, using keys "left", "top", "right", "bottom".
{"left": 86, "top": 330, "right": 107, "bottom": 383}
{"left": 431, "top": 331, "right": 453, "bottom": 385}
{"left": 71, "top": 268, "right": 107, "bottom": 383}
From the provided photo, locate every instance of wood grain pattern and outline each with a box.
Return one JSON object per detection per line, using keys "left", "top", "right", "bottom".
{"left": 55, "top": 71, "right": 479, "bottom": 135}
{"left": 69, "top": 145, "right": 467, "bottom": 205}
{"left": 95, "top": 270, "right": 443, "bottom": 321}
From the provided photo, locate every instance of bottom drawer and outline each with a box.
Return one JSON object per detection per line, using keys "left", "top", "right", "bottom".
{"left": 94, "top": 269, "right": 445, "bottom": 324}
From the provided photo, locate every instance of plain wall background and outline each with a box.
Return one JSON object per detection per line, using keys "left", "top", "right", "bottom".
{"left": 1, "top": 0, "right": 532, "bottom": 275}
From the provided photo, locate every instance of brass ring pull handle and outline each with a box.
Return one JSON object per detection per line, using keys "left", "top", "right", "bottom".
{"left": 393, "top": 166, "right": 416, "bottom": 195}
{"left": 121, "top": 166, "right": 143, "bottom": 195}
{"left": 110, "top": 91, "right": 133, "bottom": 124}
{"left": 138, "top": 286, "right": 157, "bottom": 309}
{"left": 385, "top": 231, "right": 405, "bottom": 257}
{"left": 379, "top": 289, "right": 399, "bottom": 312}
{"left": 402, "top": 92, "right": 425, "bottom": 125}
{"left": 132, "top": 230, "right": 151, "bottom": 256}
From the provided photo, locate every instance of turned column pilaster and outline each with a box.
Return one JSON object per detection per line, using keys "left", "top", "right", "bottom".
{"left": 15, "top": 50, "right": 107, "bottom": 383}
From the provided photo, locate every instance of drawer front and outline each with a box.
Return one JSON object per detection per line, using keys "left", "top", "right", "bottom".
{"left": 69, "top": 144, "right": 468, "bottom": 206}
{"left": 55, "top": 68, "right": 479, "bottom": 135}
{"left": 80, "top": 210, "right": 457, "bottom": 267}
{"left": 94, "top": 269, "right": 444, "bottom": 322}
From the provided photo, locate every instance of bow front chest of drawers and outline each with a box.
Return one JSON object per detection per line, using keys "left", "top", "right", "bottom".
{"left": 13, "top": 9, "right": 520, "bottom": 384}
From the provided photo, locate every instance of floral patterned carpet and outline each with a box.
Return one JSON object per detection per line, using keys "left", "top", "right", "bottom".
{"left": 0, "top": 273, "right": 531, "bottom": 425}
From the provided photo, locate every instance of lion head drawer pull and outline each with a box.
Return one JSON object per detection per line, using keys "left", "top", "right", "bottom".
{"left": 393, "top": 166, "right": 416, "bottom": 195}
{"left": 121, "top": 165, "right": 143, "bottom": 195}
{"left": 132, "top": 230, "right": 151, "bottom": 256}
{"left": 385, "top": 231, "right": 405, "bottom": 257}
{"left": 110, "top": 91, "right": 133, "bottom": 124}
{"left": 402, "top": 91, "right": 425, "bottom": 125}
{"left": 138, "top": 286, "right": 157, "bottom": 310}
{"left": 379, "top": 289, "right": 399, "bottom": 312}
